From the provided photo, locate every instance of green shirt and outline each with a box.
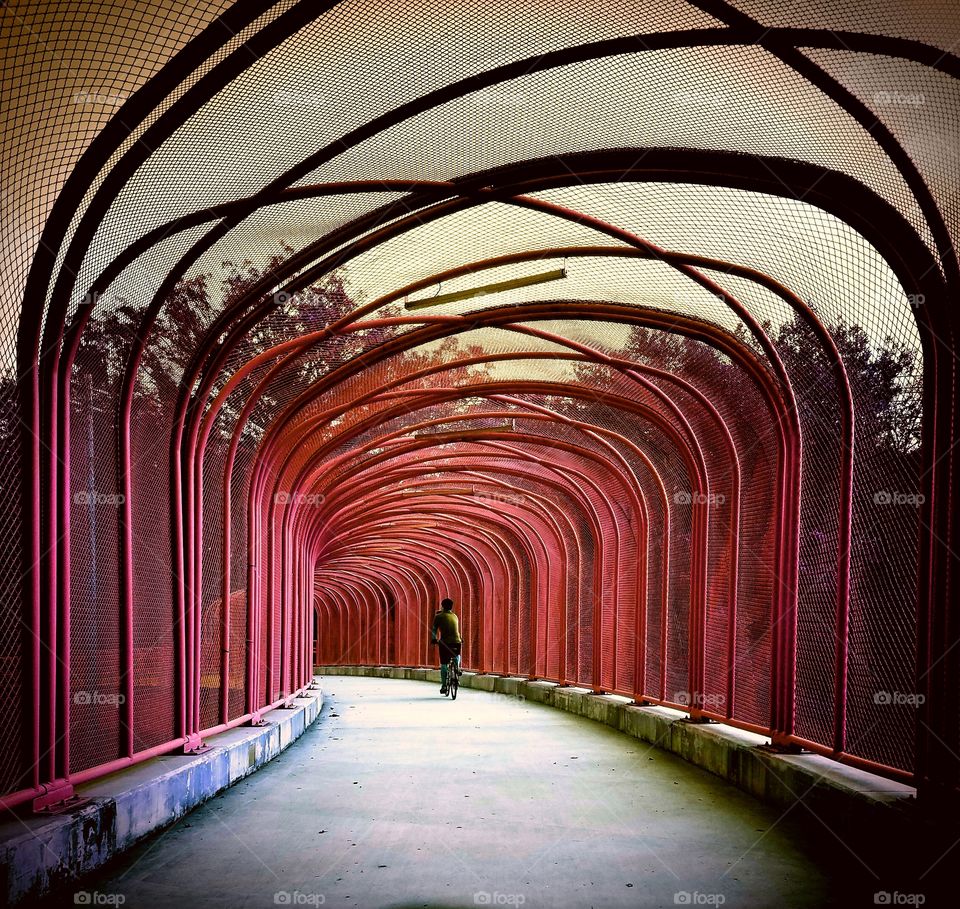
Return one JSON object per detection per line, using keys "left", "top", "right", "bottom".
{"left": 432, "top": 610, "right": 461, "bottom": 644}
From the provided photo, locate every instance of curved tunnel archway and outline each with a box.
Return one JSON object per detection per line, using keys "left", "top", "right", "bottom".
{"left": 2, "top": 0, "right": 959, "bottom": 817}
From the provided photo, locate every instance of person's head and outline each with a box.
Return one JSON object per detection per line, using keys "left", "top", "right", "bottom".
{"left": 441, "top": 598, "right": 454, "bottom": 612}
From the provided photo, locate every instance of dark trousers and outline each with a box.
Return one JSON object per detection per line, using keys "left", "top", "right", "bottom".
{"left": 438, "top": 641, "right": 461, "bottom": 665}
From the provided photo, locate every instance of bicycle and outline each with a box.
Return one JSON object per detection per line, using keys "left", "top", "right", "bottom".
{"left": 432, "top": 638, "right": 462, "bottom": 699}
{"left": 445, "top": 653, "right": 461, "bottom": 700}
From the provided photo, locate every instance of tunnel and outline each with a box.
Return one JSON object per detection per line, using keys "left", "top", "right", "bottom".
{"left": 2, "top": 0, "right": 960, "bottom": 906}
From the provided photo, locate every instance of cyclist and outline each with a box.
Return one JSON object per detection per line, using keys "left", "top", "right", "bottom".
{"left": 430, "top": 597, "right": 462, "bottom": 695}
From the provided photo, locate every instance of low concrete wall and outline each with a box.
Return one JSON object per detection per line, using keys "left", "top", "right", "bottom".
{"left": 316, "top": 666, "right": 918, "bottom": 839}
{"left": 0, "top": 685, "right": 322, "bottom": 906}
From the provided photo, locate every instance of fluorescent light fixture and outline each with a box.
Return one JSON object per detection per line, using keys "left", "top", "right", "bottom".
{"left": 413, "top": 425, "right": 512, "bottom": 443}
{"left": 405, "top": 267, "right": 566, "bottom": 310}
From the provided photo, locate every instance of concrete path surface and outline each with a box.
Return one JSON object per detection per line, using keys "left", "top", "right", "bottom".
{"left": 63, "top": 675, "right": 847, "bottom": 908}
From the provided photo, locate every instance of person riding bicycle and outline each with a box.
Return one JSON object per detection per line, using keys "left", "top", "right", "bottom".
{"left": 430, "top": 597, "right": 462, "bottom": 695}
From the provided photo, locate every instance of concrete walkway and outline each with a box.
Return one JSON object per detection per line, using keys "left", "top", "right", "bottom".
{"left": 65, "top": 675, "right": 846, "bottom": 908}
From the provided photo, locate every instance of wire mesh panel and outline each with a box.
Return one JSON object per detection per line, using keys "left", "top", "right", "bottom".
{"left": 69, "top": 364, "right": 121, "bottom": 774}
{"left": 129, "top": 370, "right": 178, "bottom": 752}
{"left": 0, "top": 368, "right": 27, "bottom": 795}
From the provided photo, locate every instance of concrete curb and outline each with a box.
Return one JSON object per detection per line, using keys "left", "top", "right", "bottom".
{"left": 316, "top": 666, "right": 917, "bottom": 834}
{"left": 0, "top": 684, "right": 323, "bottom": 906}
